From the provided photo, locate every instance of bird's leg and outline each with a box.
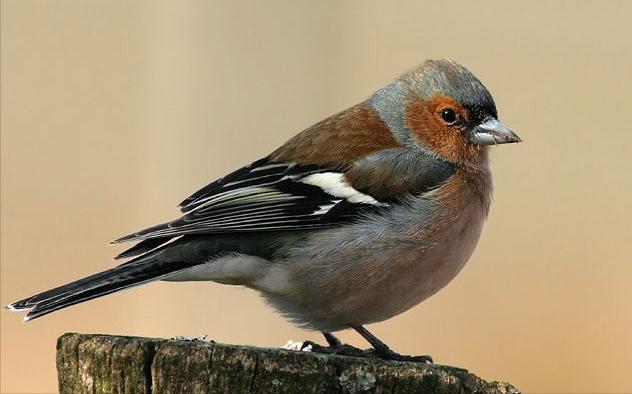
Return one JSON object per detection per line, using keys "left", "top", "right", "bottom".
{"left": 323, "top": 332, "right": 343, "bottom": 348}
{"left": 352, "top": 325, "right": 433, "bottom": 364}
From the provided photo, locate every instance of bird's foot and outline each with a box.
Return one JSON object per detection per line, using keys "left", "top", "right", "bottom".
{"left": 301, "top": 340, "right": 369, "bottom": 357}
{"left": 350, "top": 325, "right": 433, "bottom": 363}
{"left": 299, "top": 331, "right": 352, "bottom": 354}
{"left": 301, "top": 340, "right": 432, "bottom": 363}
{"left": 371, "top": 347, "right": 433, "bottom": 364}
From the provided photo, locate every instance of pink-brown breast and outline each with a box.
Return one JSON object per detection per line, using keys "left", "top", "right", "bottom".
{"left": 264, "top": 167, "right": 494, "bottom": 331}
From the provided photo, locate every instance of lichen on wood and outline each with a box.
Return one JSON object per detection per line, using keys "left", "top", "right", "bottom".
{"left": 56, "top": 333, "right": 520, "bottom": 394}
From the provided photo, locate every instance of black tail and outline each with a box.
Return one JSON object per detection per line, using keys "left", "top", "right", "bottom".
{"left": 6, "top": 236, "right": 221, "bottom": 321}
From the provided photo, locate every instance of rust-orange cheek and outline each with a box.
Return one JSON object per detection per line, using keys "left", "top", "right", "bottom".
{"left": 405, "top": 99, "right": 468, "bottom": 162}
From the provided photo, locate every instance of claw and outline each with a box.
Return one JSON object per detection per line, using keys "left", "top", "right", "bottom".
{"left": 373, "top": 348, "right": 433, "bottom": 364}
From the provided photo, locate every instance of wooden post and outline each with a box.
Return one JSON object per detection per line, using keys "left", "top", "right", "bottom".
{"left": 56, "top": 333, "right": 520, "bottom": 393}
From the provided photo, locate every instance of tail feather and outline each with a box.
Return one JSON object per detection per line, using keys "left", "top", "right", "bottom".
{"left": 8, "top": 259, "right": 196, "bottom": 321}
{"left": 8, "top": 263, "right": 148, "bottom": 311}
{"left": 6, "top": 236, "right": 223, "bottom": 321}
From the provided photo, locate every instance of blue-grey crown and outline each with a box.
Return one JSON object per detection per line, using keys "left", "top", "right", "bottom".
{"left": 407, "top": 59, "right": 497, "bottom": 117}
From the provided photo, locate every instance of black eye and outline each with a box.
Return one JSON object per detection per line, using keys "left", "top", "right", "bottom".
{"left": 440, "top": 108, "right": 458, "bottom": 124}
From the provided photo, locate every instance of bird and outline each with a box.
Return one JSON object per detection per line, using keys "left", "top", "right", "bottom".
{"left": 6, "top": 59, "right": 520, "bottom": 362}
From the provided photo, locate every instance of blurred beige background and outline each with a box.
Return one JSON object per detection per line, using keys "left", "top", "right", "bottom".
{"left": 2, "top": 1, "right": 631, "bottom": 392}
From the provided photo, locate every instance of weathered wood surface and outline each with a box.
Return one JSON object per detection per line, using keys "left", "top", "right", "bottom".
{"left": 57, "top": 333, "right": 520, "bottom": 394}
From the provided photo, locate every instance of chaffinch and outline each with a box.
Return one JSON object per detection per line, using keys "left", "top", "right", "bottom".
{"left": 7, "top": 59, "right": 520, "bottom": 362}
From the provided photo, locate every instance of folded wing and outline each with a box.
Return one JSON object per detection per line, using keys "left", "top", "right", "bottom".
{"left": 113, "top": 147, "right": 454, "bottom": 261}
{"left": 113, "top": 158, "right": 388, "bottom": 246}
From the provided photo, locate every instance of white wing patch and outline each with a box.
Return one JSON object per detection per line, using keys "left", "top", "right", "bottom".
{"left": 299, "top": 173, "right": 387, "bottom": 206}
{"left": 115, "top": 162, "right": 391, "bottom": 243}
{"left": 311, "top": 202, "right": 340, "bottom": 216}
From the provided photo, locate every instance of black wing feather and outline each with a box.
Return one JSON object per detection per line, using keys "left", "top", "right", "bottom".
{"left": 113, "top": 150, "right": 454, "bottom": 250}
{"left": 113, "top": 157, "right": 384, "bottom": 244}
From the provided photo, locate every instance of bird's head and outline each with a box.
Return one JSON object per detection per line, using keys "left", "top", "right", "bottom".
{"left": 368, "top": 59, "right": 520, "bottom": 168}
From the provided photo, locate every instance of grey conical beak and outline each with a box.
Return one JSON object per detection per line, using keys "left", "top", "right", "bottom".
{"left": 469, "top": 117, "right": 521, "bottom": 145}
